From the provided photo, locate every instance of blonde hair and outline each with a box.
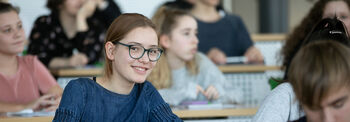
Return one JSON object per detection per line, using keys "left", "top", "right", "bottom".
{"left": 147, "top": 6, "right": 199, "bottom": 89}
{"left": 103, "top": 13, "right": 156, "bottom": 79}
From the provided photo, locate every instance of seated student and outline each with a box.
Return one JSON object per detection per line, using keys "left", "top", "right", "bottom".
{"left": 147, "top": 6, "right": 242, "bottom": 106}
{"left": 282, "top": 0, "right": 350, "bottom": 79}
{"left": 27, "top": 0, "right": 121, "bottom": 68}
{"left": 0, "top": 3, "right": 62, "bottom": 113}
{"left": 253, "top": 17, "right": 349, "bottom": 122}
{"left": 188, "top": 0, "right": 264, "bottom": 64}
{"left": 289, "top": 41, "right": 350, "bottom": 122}
{"left": 53, "top": 13, "right": 181, "bottom": 121}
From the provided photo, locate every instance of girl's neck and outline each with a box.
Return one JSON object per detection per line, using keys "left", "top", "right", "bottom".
{"left": 191, "top": 2, "right": 221, "bottom": 22}
{"left": 166, "top": 52, "right": 186, "bottom": 70}
{"left": 59, "top": 10, "right": 77, "bottom": 39}
{"left": 0, "top": 53, "right": 18, "bottom": 76}
{"left": 97, "top": 75, "right": 135, "bottom": 95}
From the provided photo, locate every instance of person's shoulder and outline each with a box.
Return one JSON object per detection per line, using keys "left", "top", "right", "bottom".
{"left": 267, "top": 82, "right": 295, "bottom": 99}
{"left": 273, "top": 82, "right": 293, "bottom": 92}
{"left": 66, "top": 78, "right": 95, "bottom": 89}
{"left": 34, "top": 15, "right": 51, "bottom": 23}
{"left": 140, "top": 81, "right": 158, "bottom": 94}
{"left": 19, "top": 55, "right": 40, "bottom": 67}
{"left": 195, "top": 52, "right": 215, "bottom": 67}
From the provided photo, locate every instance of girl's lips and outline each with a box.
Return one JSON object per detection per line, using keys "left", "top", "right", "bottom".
{"left": 131, "top": 66, "right": 149, "bottom": 75}
{"left": 13, "top": 41, "right": 24, "bottom": 45}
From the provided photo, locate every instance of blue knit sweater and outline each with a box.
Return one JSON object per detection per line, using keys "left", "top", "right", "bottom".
{"left": 53, "top": 78, "right": 181, "bottom": 121}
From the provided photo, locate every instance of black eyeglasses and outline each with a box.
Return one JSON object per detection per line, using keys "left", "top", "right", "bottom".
{"left": 112, "top": 41, "right": 163, "bottom": 62}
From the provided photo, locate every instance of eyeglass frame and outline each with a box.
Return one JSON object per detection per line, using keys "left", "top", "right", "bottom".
{"left": 112, "top": 41, "right": 164, "bottom": 62}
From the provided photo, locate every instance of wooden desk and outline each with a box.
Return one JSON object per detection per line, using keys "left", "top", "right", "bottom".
{"left": 0, "top": 108, "right": 257, "bottom": 121}
{"left": 251, "top": 33, "right": 286, "bottom": 42}
{"left": 173, "top": 108, "right": 257, "bottom": 118}
{"left": 50, "top": 65, "right": 281, "bottom": 77}
{"left": 0, "top": 116, "right": 52, "bottom": 122}
{"left": 218, "top": 65, "right": 281, "bottom": 73}
{"left": 50, "top": 68, "right": 103, "bottom": 77}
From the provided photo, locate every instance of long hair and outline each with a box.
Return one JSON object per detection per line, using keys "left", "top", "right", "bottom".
{"left": 282, "top": 0, "right": 350, "bottom": 79}
{"left": 289, "top": 41, "right": 350, "bottom": 110}
{"left": 147, "top": 5, "right": 199, "bottom": 89}
{"left": 103, "top": 13, "right": 156, "bottom": 79}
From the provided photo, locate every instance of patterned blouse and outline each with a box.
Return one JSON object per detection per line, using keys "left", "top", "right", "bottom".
{"left": 27, "top": 0, "right": 121, "bottom": 66}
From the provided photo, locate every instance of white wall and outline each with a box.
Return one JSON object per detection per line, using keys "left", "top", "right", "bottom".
{"left": 8, "top": 0, "right": 168, "bottom": 37}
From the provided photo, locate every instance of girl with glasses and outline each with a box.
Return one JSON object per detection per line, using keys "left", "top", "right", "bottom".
{"left": 53, "top": 13, "right": 181, "bottom": 121}
{"left": 147, "top": 6, "right": 242, "bottom": 106}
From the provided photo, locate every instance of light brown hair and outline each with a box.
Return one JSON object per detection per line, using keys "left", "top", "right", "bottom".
{"left": 147, "top": 6, "right": 199, "bottom": 89}
{"left": 289, "top": 41, "right": 350, "bottom": 109}
{"left": 103, "top": 13, "right": 156, "bottom": 79}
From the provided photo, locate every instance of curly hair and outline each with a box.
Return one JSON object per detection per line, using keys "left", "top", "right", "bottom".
{"left": 281, "top": 0, "right": 350, "bottom": 80}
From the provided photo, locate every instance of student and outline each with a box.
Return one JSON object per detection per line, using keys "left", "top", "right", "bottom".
{"left": 147, "top": 6, "right": 242, "bottom": 106}
{"left": 289, "top": 41, "right": 350, "bottom": 122}
{"left": 189, "top": 0, "right": 264, "bottom": 64}
{"left": 53, "top": 13, "right": 181, "bottom": 121}
{"left": 253, "top": 18, "right": 350, "bottom": 122}
{"left": 0, "top": 2, "right": 62, "bottom": 113}
{"left": 282, "top": 0, "right": 350, "bottom": 79}
{"left": 27, "top": 0, "right": 121, "bottom": 68}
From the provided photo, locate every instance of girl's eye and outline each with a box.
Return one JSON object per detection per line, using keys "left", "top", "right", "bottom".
{"left": 3, "top": 28, "right": 11, "bottom": 33}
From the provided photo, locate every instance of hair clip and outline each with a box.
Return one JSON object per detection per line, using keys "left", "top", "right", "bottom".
{"left": 329, "top": 30, "right": 342, "bottom": 34}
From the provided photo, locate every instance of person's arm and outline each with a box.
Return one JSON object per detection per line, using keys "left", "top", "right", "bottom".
{"left": 244, "top": 46, "right": 264, "bottom": 64}
{"left": 252, "top": 83, "right": 299, "bottom": 122}
{"left": 48, "top": 53, "right": 88, "bottom": 68}
{"left": 206, "top": 47, "right": 227, "bottom": 65}
{"left": 197, "top": 53, "right": 241, "bottom": 102}
{"left": 27, "top": 16, "right": 54, "bottom": 66}
{"left": 147, "top": 83, "right": 182, "bottom": 121}
{"left": 31, "top": 56, "right": 63, "bottom": 111}
{"left": 0, "top": 94, "right": 58, "bottom": 113}
{"left": 53, "top": 80, "right": 85, "bottom": 121}
{"left": 94, "top": 0, "right": 122, "bottom": 28}
{"left": 158, "top": 82, "right": 199, "bottom": 106}
{"left": 74, "top": 1, "right": 105, "bottom": 65}
{"left": 0, "top": 102, "right": 27, "bottom": 112}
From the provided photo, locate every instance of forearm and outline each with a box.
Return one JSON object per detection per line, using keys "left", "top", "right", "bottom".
{"left": 49, "top": 57, "right": 71, "bottom": 69}
{"left": 47, "top": 85, "right": 63, "bottom": 96}
{"left": 0, "top": 102, "right": 27, "bottom": 113}
{"left": 76, "top": 15, "right": 88, "bottom": 32}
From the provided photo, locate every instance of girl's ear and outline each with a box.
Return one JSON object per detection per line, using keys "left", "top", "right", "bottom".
{"left": 105, "top": 42, "right": 116, "bottom": 60}
{"left": 160, "top": 34, "right": 171, "bottom": 48}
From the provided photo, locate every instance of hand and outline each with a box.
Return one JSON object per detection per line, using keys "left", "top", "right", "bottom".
{"left": 77, "top": 0, "right": 97, "bottom": 19}
{"left": 196, "top": 85, "right": 205, "bottom": 95}
{"left": 43, "top": 95, "right": 61, "bottom": 112}
{"left": 197, "top": 85, "right": 220, "bottom": 100}
{"left": 207, "top": 48, "right": 227, "bottom": 65}
{"left": 25, "top": 94, "right": 59, "bottom": 111}
{"left": 69, "top": 52, "right": 88, "bottom": 67}
{"left": 244, "top": 46, "right": 264, "bottom": 64}
{"left": 204, "top": 85, "right": 219, "bottom": 100}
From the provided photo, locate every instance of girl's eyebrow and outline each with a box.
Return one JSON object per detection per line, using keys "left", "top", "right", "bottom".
{"left": 127, "top": 42, "right": 158, "bottom": 48}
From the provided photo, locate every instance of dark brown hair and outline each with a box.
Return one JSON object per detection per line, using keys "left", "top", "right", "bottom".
{"left": 0, "top": 2, "right": 19, "bottom": 14}
{"left": 289, "top": 41, "right": 350, "bottom": 110}
{"left": 46, "top": 0, "right": 65, "bottom": 12}
{"left": 282, "top": 0, "right": 350, "bottom": 80}
{"left": 103, "top": 13, "right": 156, "bottom": 79}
